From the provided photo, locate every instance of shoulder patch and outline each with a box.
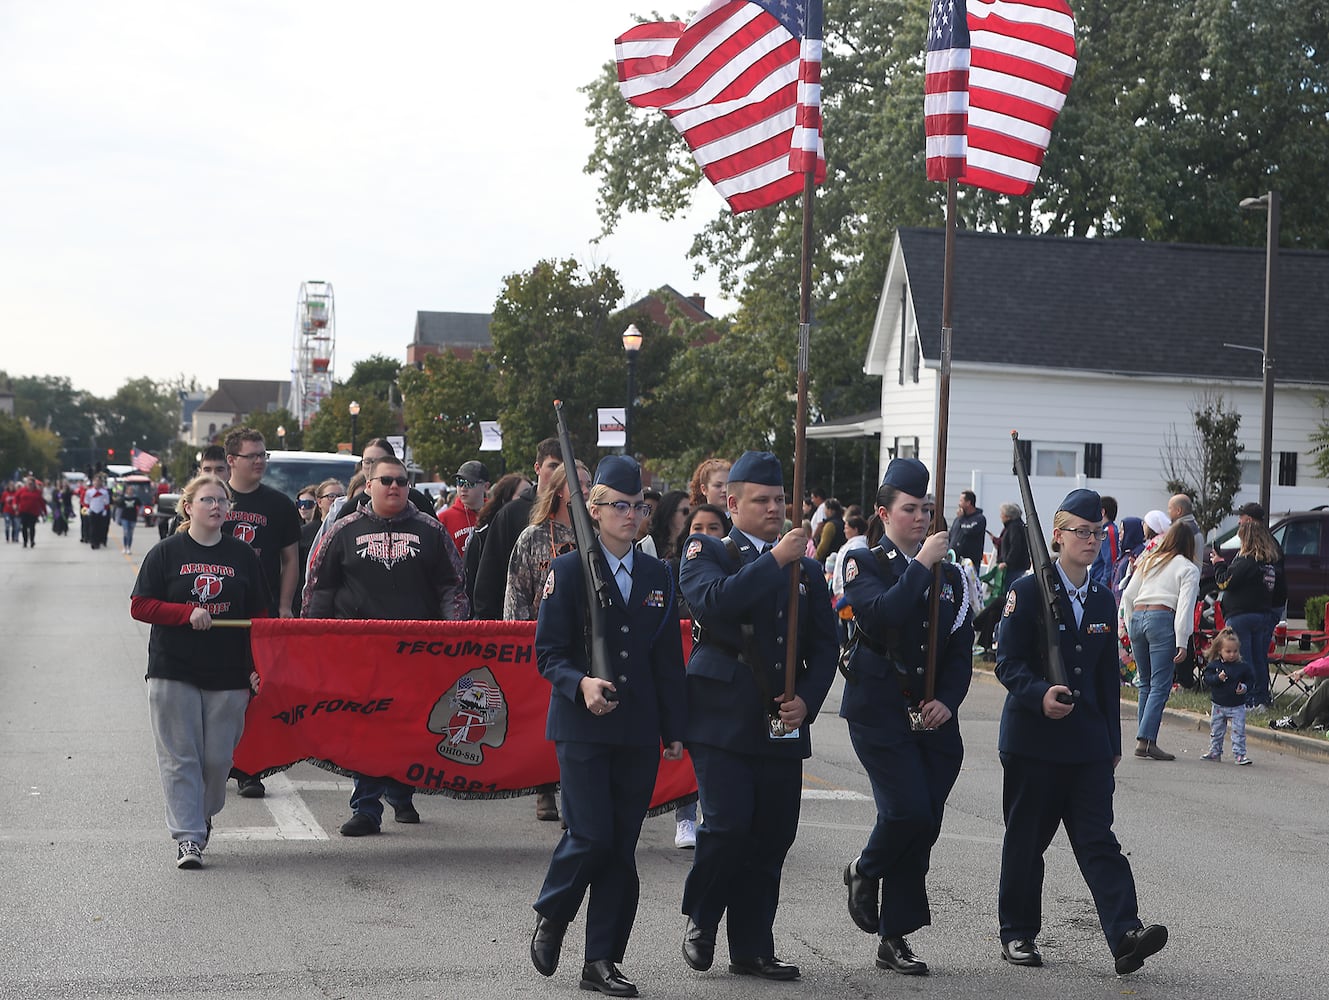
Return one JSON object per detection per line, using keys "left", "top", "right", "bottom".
{"left": 542, "top": 568, "right": 556, "bottom": 599}
{"left": 844, "top": 559, "right": 859, "bottom": 583}
{"left": 685, "top": 539, "right": 702, "bottom": 561}
{"left": 1003, "top": 589, "right": 1017, "bottom": 617}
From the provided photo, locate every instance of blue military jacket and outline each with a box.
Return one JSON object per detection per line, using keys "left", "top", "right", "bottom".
{"left": 535, "top": 544, "right": 686, "bottom": 747}
{"left": 995, "top": 572, "right": 1122, "bottom": 763}
{"left": 678, "top": 527, "right": 838, "bottom": 759}
{"left": 839, "top": 540, "right": 974, "bottom": 747}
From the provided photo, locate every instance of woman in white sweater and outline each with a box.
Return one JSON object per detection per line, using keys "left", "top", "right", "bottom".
{"left": 1122, "top": 521, "right": 1200, "bottom": 761}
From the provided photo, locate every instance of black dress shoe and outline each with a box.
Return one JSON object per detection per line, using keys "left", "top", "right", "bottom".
{"left": 682, "top": 918, "right": 716, "bottom": 971}
{"left": 844, "top": 856, "right": 880, "bottom": 933}
{"left": 393, "top": 802, "right": 420, "bottom": 824}
{"left": 530, "top": 914, "right": 568, "bottom": 977}
{"left": 1001, "top": 938, "right": 1043, "bottom": 967}
{"left": 579, "top": 960, "right": 639, "bottom": 997}
{"left": 1115, "top": 924, "right": 1167, "bottom": 975}
{"left": 875, "top": 936, "right": 928, "bottom": 975}
{"left": 728, "top": 956, "right": 800, "bottom": 981}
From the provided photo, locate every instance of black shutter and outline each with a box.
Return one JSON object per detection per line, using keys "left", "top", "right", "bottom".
{"left": 1084, "top": 442, "right": 1103, "bottom": 479}
{"left": 1279, "top": 451, "right": 1298, "bottom": 487}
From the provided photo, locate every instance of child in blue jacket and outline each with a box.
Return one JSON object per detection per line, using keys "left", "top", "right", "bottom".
{"left": 1202, "top": 628, "right": 1256, "bottom": 765}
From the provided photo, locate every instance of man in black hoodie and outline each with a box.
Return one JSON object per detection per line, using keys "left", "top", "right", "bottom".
{"left": 948, "top": 490, "right": 987, "bottom": 567}
{"left": 303, "top": 455, "right": 469, "bottom": 836}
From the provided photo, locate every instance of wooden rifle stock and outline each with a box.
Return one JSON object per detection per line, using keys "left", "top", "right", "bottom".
{"left": 1010, "top": 431, "right": 1078, "bottom": 703}
{"left": 553, "top": 401, "right": 618, "bottom": 701}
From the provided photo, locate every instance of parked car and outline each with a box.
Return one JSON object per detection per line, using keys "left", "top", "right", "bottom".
{"left": 154, "top": 493, "right": 179, "bottom": 538}
{"left": 1201, "top": 507, "right": 1329, "bottom": 618}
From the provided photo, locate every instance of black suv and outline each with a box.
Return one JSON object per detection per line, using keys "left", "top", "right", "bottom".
{"left": 1201, "top": 507, "right": 1329, "bottom": 617}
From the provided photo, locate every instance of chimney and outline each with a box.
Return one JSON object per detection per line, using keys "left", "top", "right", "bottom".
{"left": 687, "top": 294, "right": 706, "bottom": 313}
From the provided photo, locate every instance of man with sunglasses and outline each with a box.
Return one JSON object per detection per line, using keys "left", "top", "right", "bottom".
{"left": 222, "top": 428, "right": 304, "bottom": 798}
{"left": 303, "top": 454, "right": 469, "bottom": 837}
{"left": 995, "top": 488, "right": 1167, "bottom": 976}
{"left": 439, "top": 460, "right": 490, "bottom": 555}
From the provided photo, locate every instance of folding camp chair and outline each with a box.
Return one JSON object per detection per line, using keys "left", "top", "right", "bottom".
{"left": 1268, "top": 630, "right": 1328, "bottom": 707}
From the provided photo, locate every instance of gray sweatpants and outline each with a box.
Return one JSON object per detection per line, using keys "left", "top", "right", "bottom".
{"left": 147, "top": 678, "right": 249, "bottom": 844}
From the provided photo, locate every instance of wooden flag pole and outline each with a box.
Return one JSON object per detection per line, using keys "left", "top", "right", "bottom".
{"left": 782, "top": 169, "right": 817, "bottom": 708}
{"left": 923, "top": 178, "right": 958, "bottom": 704}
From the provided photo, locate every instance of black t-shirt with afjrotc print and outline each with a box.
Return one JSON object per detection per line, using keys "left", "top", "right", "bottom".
{"left": 225, "top": 482, "right": 302, "bottom": 613}
{"left": 132, "top": 533, "right": 265, "bottom": 689}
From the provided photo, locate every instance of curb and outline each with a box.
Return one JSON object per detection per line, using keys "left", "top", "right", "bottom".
{"left": 971, "top": 663, "right": 1329, "bottom": 763}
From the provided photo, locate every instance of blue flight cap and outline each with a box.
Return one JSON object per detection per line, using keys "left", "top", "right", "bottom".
{"left": 1059, "top": 488, "right": 1102, "bottom": 522}
{"left": 593, "top": 455, "right": 642, "bottom": 495}
{"left": 728, "top": 450, "right": 783, "bottom": 487}
{"left": 881, "top": 457, "right": 929, "bottom": 498}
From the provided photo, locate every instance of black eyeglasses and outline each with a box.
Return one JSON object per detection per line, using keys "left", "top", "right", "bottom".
{"left": 1062, "top": 526, "right": 1109, "bottom": 541}
{"left": 374, "top": 476, "right": 409, "bottom": 488}
{"left": 318, "top": 491, "right": 344, "bottom": 501}
{"left": 594, "top": 500, "right": 654, "bottom": 516}
{"left": 232, "top": 451, "right": 269, "bottom": 461}
{"left": 296, "top": 499, "right": 316, "bottom": 509}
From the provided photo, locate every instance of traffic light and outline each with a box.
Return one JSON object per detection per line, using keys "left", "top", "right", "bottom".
{"left": 107, "top": 448, "right": 114, "bottom": 458}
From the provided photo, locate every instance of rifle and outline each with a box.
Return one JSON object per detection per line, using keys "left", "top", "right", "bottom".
{"left": 1010, "top": 431, "right": 1078, "bottom": 703}
{"left": 553, "top": 400, "right": 618, "bottom": 702}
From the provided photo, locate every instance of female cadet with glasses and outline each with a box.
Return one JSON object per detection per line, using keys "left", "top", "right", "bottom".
{"left": 130, "top": 474, "right": 265, "bottom": 869}
{"left": 529, "top": 456, "right": 686, "bottom": 998}
{"left": 838, "top": 458, "right": 974, "bottom": 977}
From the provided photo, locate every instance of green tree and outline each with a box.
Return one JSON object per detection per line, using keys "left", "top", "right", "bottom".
{"left": 94, "top": 378, "right": 181, "bottom": 463}
{"left": 0, "top": 413, "right": 59, "bottom": 480}
{"left": 489, "top": 259, "right": 634, "bottom": 470}
{"left": 303, "top": 389, "right": 394, "bottom": 454}
{"left": 1162, "top": 392, "right": 1244, "bottom": 534}
{"left": 344, "top": 353, "right": 405, "bottom": 404}
{"left": 238, "top": 408, "right": 303, "bottom": 452}
{"left": 399, "top": 351, "right": 501, "bottom": 480}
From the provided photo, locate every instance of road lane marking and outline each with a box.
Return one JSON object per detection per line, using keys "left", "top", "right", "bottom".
{"left": 211, "top": 772, "right": 328, "bottom": 841}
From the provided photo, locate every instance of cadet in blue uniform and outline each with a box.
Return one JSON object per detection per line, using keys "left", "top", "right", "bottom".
{"left": 995, "top": 488, "right": 1168, "bottom": 975}
{"left": 839, "top": 458, "right": 974, "bottom": 976}
{"left": 677, "top": 451, "right": 838, "bottom": 982}
{"left": 529, "top": 456, "right": 686, "bottom": 999}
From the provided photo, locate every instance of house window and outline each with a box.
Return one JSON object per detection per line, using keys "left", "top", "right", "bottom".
{"left": 1279, "top": 451, "right": 1298, "bottom": 487}
{"left": 1034, "top": 442, "right": 1080, "bottom": 477}
{"left": 894, "top": 436, "right": 919, "bottom": 459}
{"left": 1083, "top": 443, "right": 1103, "bottom": 479}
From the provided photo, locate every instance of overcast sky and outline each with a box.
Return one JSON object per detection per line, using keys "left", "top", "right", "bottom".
{"left": 0, "top": 2, "right": 732, "bottom": 399}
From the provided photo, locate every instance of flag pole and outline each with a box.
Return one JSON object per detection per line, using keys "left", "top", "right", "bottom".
{"left": 923, "top": 178, "right": 958, "bottom": 704}
{"left": 782, "top": 169, "right": 816, "bottom": 709}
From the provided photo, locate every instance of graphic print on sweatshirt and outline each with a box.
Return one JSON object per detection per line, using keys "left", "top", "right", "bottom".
{"left": 356, "top": 529, "right": 422, "bottom": 569}
{"left": 182, "top": 561, "right": 235, "bottom": 614}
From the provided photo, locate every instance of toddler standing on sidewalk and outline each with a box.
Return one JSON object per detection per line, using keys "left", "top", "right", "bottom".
{"left": 1202, "top": 628, "right": 1255, "bottom": 765}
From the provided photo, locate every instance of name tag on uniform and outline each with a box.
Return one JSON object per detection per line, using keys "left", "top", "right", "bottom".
{"left": 644, "top": 589, "right": 665, "bottom": 608}
{"left": 1087, "top": 622, "right": 1110, "bottom": 634}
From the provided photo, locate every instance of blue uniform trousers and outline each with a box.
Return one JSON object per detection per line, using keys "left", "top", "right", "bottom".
{"left": 534, "top": 741, "right": 658, "bottom": 963}
{"left": 681, "top": 744, "right": 801, "bottom": 961}
{"left": 998, "top": 753, "right": 1141, "bottom": 951}
{"left": 850, "top": 725, "right": 962, "bottom": 938}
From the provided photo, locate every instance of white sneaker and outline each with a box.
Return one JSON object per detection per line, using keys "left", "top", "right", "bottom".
{"left": 176, "top": 840, "right": 204, "bottom": 869}
{"left": 675, "top": 818, "right": 697, "bottom": 849}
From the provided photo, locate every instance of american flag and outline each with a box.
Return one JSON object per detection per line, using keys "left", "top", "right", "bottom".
{"left": 926, "top": 0, "right": 1077, "bottom": 196}
{"left": 615, "top": 0, "right": 826, "bottom": 214}
{"left": 131, "top": 448, "right": 159, "bottom": 472}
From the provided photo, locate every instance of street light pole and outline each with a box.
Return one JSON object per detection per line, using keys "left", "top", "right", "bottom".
{"left": 621, "top": 324, "right": 643, "bottom": 457}
{"left": 1239, "top": 191, "right": 1278, "bottom": 515}
{"left": 349, "top": 400, "right": 361, "bottom": 456}
{"left": 276, "top": 425, "right": 287, "bottom": 450}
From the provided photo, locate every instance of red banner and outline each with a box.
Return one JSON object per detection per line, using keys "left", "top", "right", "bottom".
{"left": 233, "top": 619, "right": 697, "bottom": 813}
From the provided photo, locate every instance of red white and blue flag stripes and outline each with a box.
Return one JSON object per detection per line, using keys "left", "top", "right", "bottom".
{"left": 615, "top": 0, "right": 826, "bottom": 214}
{"left": 926, "top": 0, "right": 1077, "bottom": 196}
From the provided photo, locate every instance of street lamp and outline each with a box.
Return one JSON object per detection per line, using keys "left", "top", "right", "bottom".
{"left": 1238, "top": 190, "right": 1278, "bottom": 515}
{"left": 348, "top": 400, "right": 361, "bottom": 456}
{"left": 276, "top": 424, "right": 287, "bottom": 450}
{"left": 621, "top": 324, "right": 643, "bottom": 457}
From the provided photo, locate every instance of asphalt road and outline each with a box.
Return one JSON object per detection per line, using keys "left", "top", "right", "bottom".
{"left": 2, "top": 529, "right": 1327, "bottom": 1000}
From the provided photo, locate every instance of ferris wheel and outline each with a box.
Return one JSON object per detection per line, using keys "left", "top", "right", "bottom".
{"left": 291, "top": 281, "right": 335, "bottom": 427}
